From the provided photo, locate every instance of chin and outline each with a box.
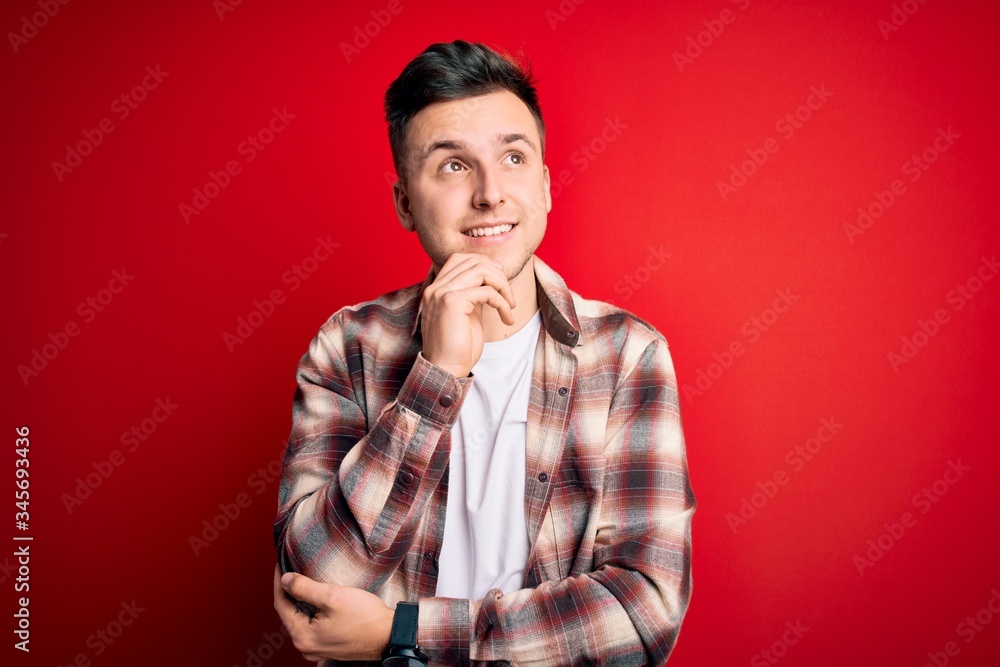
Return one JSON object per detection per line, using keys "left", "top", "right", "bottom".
{"left": 504, "top": 255, "right": 534, "bottom": 282}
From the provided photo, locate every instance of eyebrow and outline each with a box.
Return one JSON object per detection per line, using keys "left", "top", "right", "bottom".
{"left": 416, "top": 133, "right": 536, "bottom": 169}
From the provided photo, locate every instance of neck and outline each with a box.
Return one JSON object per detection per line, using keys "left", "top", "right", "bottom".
{"left": 482, "top": 255, "right": 539, "bottom": 342}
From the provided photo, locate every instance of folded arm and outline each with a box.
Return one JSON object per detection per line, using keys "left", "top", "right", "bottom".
{"left": 274, "top": 318, "right": 472, "bottom": 588}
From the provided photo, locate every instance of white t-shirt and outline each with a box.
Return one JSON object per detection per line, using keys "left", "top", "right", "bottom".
{"left": 435, "top": 309, "right": 543, "bottom": 600}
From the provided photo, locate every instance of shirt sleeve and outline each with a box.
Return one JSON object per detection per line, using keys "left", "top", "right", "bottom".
{"left": 274, "top": 315, "right": 473, "bottom": 587}
{"left": 417, "top": 336, "right": 695, "bottom": 666}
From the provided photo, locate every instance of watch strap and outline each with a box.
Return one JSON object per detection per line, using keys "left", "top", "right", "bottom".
{"left": 389, "top": 602, "right": 419, "bottom": 648}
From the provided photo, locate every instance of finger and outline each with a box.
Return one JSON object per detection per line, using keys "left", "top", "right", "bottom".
{"left": 486, "top": 261, "right": 517, "bottom": 310}
{"left": 435, "top": 253, "right": 510, "bottom": 300}
{"left": 435, "top": 258, "right": 515, "bottom": 306}
{"left": 451, "top": 264, "right": 516, "bottom": 314}
{"left": 281, "top": 571, "right": 332, "bottom": 610}
{"left": 461, "top": 285, "right": 515, "bottom": 326}
{"left": 431, "top": 253, "right": 482, "bottom": 288}
{"left": 428, "top": 258, "right": 517, "bottom": 327}
{"left": 273, "top": 565, "right": 301, "bottom": 622}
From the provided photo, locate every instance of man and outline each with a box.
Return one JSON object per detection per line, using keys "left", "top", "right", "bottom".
{"left": 273, "top": 40, "right": 694, "bottom": 666}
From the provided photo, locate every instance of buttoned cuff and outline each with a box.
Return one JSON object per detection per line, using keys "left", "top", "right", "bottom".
{"left": 396, "top": 352, "right": 472, "bottom": 427}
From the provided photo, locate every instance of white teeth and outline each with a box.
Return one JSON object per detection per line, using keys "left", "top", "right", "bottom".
{"left": 464, "top": 223, "right": 514, "bottom": 237}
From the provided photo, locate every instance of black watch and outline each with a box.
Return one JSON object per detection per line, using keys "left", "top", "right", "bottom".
{"left": 383, "top": 602, "right": 429, "bottom": 666}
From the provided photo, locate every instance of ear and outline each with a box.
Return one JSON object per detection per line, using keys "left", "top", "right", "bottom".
{"left": 543, "top": 164, "right": 552, "bottom": 214}
{"left": 393, "top": 178, "right": 415, "bottom": 232}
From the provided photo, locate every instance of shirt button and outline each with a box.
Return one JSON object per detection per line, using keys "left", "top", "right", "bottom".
{"left": 398, "top": 471, "right": 414, "bottom": 486}
{"left": 423, "top": 551, "right": 433, "bottom": 562}
{"left": 439, "top": 395, "right": 454, "bottom": 407}
{"left": 558, "top": 387, "right": 568, "bottom": 396}
{"left": 538, "top": 472, "right": 549, "bottom": 482}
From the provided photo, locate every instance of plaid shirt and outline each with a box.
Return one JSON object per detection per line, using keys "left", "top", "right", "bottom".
{"left": 275, "top": 255, "right": 694, "bottom": 666}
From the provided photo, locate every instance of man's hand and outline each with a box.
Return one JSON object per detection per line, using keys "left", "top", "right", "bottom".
{"left": 420, "top": 253, "right": 517, "bottom": 377}
{"left": 272, "top": 564, "right": 395, "bottom": 663}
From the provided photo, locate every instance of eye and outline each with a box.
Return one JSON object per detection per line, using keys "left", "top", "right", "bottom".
{"left": 504, "top": 151, "right": 526, "bottom": 165}
{"left": 439, "top": 159, "right": 466, "bottom": 174}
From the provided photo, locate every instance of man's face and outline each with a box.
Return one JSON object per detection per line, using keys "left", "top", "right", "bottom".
{"left": 392, "top": 90, "right": 551, "bottom": 282}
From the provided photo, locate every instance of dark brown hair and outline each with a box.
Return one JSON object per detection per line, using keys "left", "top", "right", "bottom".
{"left": 384, "top": 40, "right": 544, "bottom": 179}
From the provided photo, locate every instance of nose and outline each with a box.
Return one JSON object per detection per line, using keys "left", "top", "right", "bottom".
{"left": 472, "top": 163, "right": 505, "bottom": 210}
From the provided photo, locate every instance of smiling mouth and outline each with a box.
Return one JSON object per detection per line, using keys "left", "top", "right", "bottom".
{"left": 462, "top": 223, "right": 516, "bottom": 238}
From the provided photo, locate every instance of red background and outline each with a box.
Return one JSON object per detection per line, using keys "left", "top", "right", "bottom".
{"left": 3, "top": 0, "right": 999, "bottom": 665}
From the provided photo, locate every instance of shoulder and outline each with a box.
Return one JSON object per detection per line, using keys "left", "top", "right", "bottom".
{"left": 315, "top": 280, "right": 423, "bottom": 340}
{"left": 535, "top": 255, "right": 668, "bottom": 355}
{"left": 573, "top": 288, "right": 667, "bottom": 345}
{"left": 533, "top": 254, "right": 672, "bottom": 377}
{"left": 296, "top": 281, "right": 424, "bottom": 375}
{"left": 567, "top": 289, "right": 674, "bottom": 380}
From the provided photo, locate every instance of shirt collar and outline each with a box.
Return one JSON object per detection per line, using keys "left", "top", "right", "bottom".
{"left": 410, "top": 254, "right": 582, "bottom": 348}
